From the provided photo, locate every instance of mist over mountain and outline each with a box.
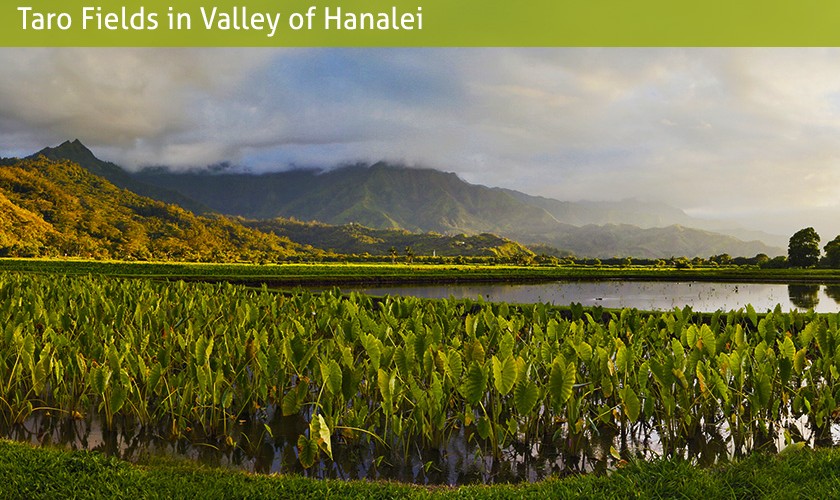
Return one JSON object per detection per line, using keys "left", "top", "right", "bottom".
{"left": 32, "top": 141, "right": 785, "bottom": 259}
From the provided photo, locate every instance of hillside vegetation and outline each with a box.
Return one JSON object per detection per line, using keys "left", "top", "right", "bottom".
{"left": 246, "top": 218, "right": 534, "bottom": 259}
{"left": 0, "top": 156, "right": 308, "bottom": 261}
{"left": 135, "top": 161, "right": 783, "bottom": 259}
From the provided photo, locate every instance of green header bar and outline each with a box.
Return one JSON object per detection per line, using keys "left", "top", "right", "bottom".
{"left": 2, "top": 0, "right": 839, "bottom": 47}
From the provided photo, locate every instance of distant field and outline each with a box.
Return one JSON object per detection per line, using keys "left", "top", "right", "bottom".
{"left": 4, "top": 258, "right": 840, "bottom": 285}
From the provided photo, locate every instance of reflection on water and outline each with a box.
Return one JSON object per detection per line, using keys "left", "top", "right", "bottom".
{"left": 8, "top": 406, "right": 840, "bottom": 485}
{"left": 338, "top": 281, "right": 840, "bottom": 313}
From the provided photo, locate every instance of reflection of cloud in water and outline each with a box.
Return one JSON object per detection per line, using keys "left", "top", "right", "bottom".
{"left": 346, "top": 281, "right": 840, "bottom": 313}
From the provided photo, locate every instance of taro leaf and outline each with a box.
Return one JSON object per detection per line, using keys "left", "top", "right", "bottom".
{"left": 671, "top": 338, "right": 685, "bottom": 367}
{"left": 148, "top": 362, "right": 162, "bottom": 392}
{"left": 794, "top": 348, "right": 807, "bottom": 374}
{"left": 377, "top": 369, "right": 394, "bottom": 413}
{"left": 110, "top": 382, "right": 128, "bottom": 415}
{"left": 107, "top": 344, "right": 121, "bottom": 373}
{"left": 756, "top": 373, "right": 772, "bottom": 407}
{"left": 779, "top": 358, "right": 792, "bottom": 385}
{"left": 575, "top": 341, "right": 593, "bottom": 363}
{"left": 447, "top": 350, "right": 463, "bottom": 381}
{"left": 32, "top": 346, "right": 51, "bottom": 395}
{"left": 324, "top": 360, "right": 343, "bottom": 396}
{"left": 514, "top": 356, "right": 527, "bottom": 384}
{"left": 622, "top": 387, "right": 641, "bottom": 421}
{"left": 429, "top": 372, "right": 444, "bottom": 411}
{"left": 461, "top": 362, "right": 487, "bottom": 405}
{"left": 779, "top": 336, "right": 796, "bottom": 361}
{"left": 615, "top": 344, "right": 632, "bottom": 375}
{"left": 282, "top": 389, "right": 302, "bottom": 416}
{"left": 700, "top": 325, "right": 716, "bottom": 357}
{"left": 297, "top": 435, "right": 318, "bottom": 468}
{"left": 754, "top": 341, "right": 768, "bottom": 364}
{"left": 746, "top": 304, "right": 758, "bottom": 329}
{"left": 468, "top": 339, "right": 486, "bottom": 365}
{"left": 499, "top": 332, "right": 515, "bottom": 361}
{"left": 465, "top": 314, "right": 478, "bottom": 337}
{"left": 476, "top": 416, "right": 491, "bottom": 440}
{"left": 196, "top": 336, "right": 214, "bottom": 366}
{"left": 364, "top": 334, "right": 381, "bottom": 371}
{"left": 91, "top": 366, "right": 110, "bottom": 396}
{"left": 21, "top": 333, "right": 34, "bottom": 371}
{"left": 312, "top": 414, "right": 333, "bottom": 459}
{"left": 513, "top": 378, "right": 539, "bottom": 415}
{"left": 549, "top": 359, "right": 575, "bottom": 407}
{"left": 492, "top": 355, "right": 517, "bottom": 396}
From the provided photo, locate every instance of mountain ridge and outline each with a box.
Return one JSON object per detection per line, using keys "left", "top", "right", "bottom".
{"left": 31, "top": 141, "right": 785, "bottom": 259}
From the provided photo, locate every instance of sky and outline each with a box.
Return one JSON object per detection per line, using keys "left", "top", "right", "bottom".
{"left": 1, "top": 47, "right": 840, "bottom": 239}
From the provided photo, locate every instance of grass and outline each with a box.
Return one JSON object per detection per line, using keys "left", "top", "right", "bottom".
{"left": 2, "top": 440, "right": 840, "bottom": 498}
{"left": 5, "top": 257, "right": 840, "bottom": 286}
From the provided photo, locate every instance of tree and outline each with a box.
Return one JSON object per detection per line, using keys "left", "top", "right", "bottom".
{"left": 788, "top": 227, "right": 821, "bottom": 267}
{"left": 404, "top": 246, "right": 414, "bottom": 264}
{"left": 824, "top": 235, "right": 840, "bottom": 268}
{"left": 389, "top": 246, "right": 398, "bottom": 264}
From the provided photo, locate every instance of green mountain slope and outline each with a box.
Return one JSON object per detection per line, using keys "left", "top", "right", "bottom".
{"left": 136, "top": 162, "right": 564, "bottom": 235}
{"left": 516, "top": 224, "right": 778, "bottom": 260}
{"left": 247, "top": 218, "right": 534, "bottom": 259}
{"left": 136, "top": 162, "right": 783, "bottom": 259}
{"left": 34, "top": 140, "right": 212, "bottom": 215}
{"left": 0, "top": 156, "right": 307, "bottom": 261}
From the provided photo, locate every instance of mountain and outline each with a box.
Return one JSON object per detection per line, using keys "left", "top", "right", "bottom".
{"left": 134, "top": 161, "right": 783, "bottom": 259}
{"left": 247, "top": 218, "right": 534, "bottom": 259}
{"left": 33, "top": 140, "right": 212, "bottom": 215}
{"left": 0, "top": 155, "right": 308, "bottom": 261}
{"left": 523, "top": 224, "right": 777, "bottom": 260}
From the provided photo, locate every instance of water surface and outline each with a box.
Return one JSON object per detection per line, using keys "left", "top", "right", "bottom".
{"left": 338, "top": 281, "right": 840, "bottom": 313}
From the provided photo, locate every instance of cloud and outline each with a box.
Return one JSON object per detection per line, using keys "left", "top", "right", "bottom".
{"left": 2, "top": 47, "right": 840, "bottom": 236}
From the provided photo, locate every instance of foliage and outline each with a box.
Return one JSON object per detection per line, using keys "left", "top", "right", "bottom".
{"left": 823, "top": 235, "right": 840, "bottom": 268}
{"left": 248, "top": 218, "right": 534, "bottom": 259}
{"left": 1, "top": 271, "right": 840, "bottom": 472}
{"left": 788, "top": 227, "right": 821, "bottom": 268}
{"left": 0, "top": 157, "right": 311, "bottom": 262}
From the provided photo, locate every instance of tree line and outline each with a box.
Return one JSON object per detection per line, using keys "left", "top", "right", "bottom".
{"left": 785, "top": 227, "right": 840, "bottom": 268}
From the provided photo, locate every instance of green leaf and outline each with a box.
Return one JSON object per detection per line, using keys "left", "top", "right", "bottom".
{"left": 110, "top": 382, "right": 127, "bottom": 415}
{"left": 491, "top": 355, "right": 517, "bottom": 395}
{"left": 446, "top": 350, "right": 463, "bottom": 381}
{"left": 476, "top": 416, "right": 491, "bottom": 440}
{"left": 312, "top": 414, "right": 333, "bottom": 459}
{"left": 282, "top": 388, "right": 302, "bottom": 416}
{"left": 794, "top": 347, "right": 807, "bottom": 374}
{"left": 575, "top": 341, "right": 593, "bottom": 363}
{"left": 699, "top": 324, "right": 716, "bottom": 357}
{"left": 377, "top": 369, "right": 395, "bottom": 414}
{"left": 513, "top": 378, "right": 539, "bottom": 415}
{"left": 756, "top": 373, "right": 772, "bottom": 407}
{"left": 498, "top": 332, "right": 515, "bottom": 361}
{"left": 615, "top": 344, "right": 631, "bottom": 374}
{"left": 779, "top": 336, "right": 796, "bottom": 361}
{"left": 324, "top": 359, "right": 343, "bottom": 396}
{"left": 461, "top": 362, "right": 487, "bottom": 405}
{"left": 90, "top": 366, "right": 110, "bottom": 396}
{"left": 549, "top": 359, "right": 575, "bottom": 407}
{"left": 297, "top": 435, "right": 318, "bottom": 468}
{"left": 622, "top": 387, "right": 641, "bottom": 421}
{"left": 746, "top": 304, "right": 758, "bottom": 329}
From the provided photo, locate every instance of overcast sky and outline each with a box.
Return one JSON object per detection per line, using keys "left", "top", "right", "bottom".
{"left": 1, "top": 47, "right": 840, "bottom": 239}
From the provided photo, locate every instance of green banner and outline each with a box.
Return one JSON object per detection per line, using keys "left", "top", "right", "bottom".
{"left": 2, "top": 0, "right": 840, "bottom": 46}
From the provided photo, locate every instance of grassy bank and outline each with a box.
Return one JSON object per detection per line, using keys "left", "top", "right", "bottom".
{"left": 5, "top": 258, "right": 840, "bottom": 285}
{"left": 1, "top": 440, "right": 839, "bottom": 499}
